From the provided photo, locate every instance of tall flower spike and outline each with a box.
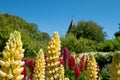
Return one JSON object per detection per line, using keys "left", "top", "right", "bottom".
{"left": 68, "top": 55, "right": 75, "bottom": 70}
{"left": 62, "top": 47, "right": 69, "bottom": 66}
{"left": 65, "top": 77, "right": 69, "bottom": 80}
{"left": 79, "top": 54, "right": 88, "bottom": 72}
{"left": 111, "top": 51, "right": 120, "bottom": 80}
{"left": 86, "top": 54, "right": 99, "bottom": 80}
{"left": 33, "top": 49, "right": 45, "bottom": 80}
{"left": 46, "top": 32, "right": 64, "bottom": 80}
{"left": 0, "top": 31, "right": 25, "bottom": 80}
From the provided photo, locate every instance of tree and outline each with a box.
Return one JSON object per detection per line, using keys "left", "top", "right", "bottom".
{"left": 114, "top": 23, "right": 120, "bottom": 38}
{"left": 67, "top": 20, "right": 106, "bottom": 42}
{"left": 0, "top": 13, "right": 50, "bottom": 57}
{"left": 61, "top": 34, "right": 97, "bottom": 53}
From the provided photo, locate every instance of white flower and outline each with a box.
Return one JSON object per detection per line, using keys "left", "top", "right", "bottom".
{"left": 21, "top": 49, "right": 25, "bottom": 53}
{"left": 16, "top": 75, "right": 24, "bottom": 80}
{"left": 2, "top": 51, "right": 7, "bottom": 58}
{"left": 90, "top": 74, "right": 92, "bottom": 77}
{"left": 65, "top": 77, "right": 69, "bottom": 80}
{"left": 52, "top": 70, "right": 55, "bottom": 73}
{"left": 20, "top": 61, "right": 25, "bottom": 66}
{"left": 11, "top": 48, "right": 14, "bottom": 52}
{"left": 0, "top": 60, "right": 5, "bottom": 66}
{"left": 117, "top": 70, "right": 120, "bottom": 74}
{"left": 7, "top": 74, "right": 13, "bottom": 79}
{"left": 0, "top": 70, "right": 6, "bottom": 77}
{"left": 47, "top": 46, "right": 50, "bottom": 49}
{"left": 13, "top": 68, "right": 23, "bottom": 74}
{"left": 50, "top": 77, "right": 54, "bottom": 80}
{"left": 5, "top": 62, "right": 10, "bottom": 67}
{"left": 54, "top": 75, "right": 57, "bottom": 78}
{"left": 51, "top": 63, "right": 54, "bottom": 66}
{"left": 49, "top": 71, "right": 52, "bottom": 74}
{"left": 50, "top": 57, "right": 53, "bottom": 60}
{"left": 48, "top": 63, "right": 50, "bottom": 66}
{"left": 5, "top": 45, "right": 9, "bottom": 50}
{"left": 55, "top": 68, "right": 59, "bottom": 71}
{"left": 20, "top": 54, "right": 24, "bottom": 58}
{"left": 48, "top": 50, "right": 51, "bottom": 54}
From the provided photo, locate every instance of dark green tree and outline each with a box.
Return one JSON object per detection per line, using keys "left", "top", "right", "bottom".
{"left": 114, "top": 23, "right": 120, "bottom": 38}
{"left": 67, "top": 20, "right": 106, "bottom": 42}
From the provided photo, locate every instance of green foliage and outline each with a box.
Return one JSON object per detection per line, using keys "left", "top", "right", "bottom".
{"left": 0, "top": 13, "right": 50, "bottom": 58}
{"left": 65, "top": 66, "right": 76, "bottom": 80}
{"left": 112, "top": 37, "right": 120, "bottom": 50}
{"left": 61, "top": 34, "right": 97, "bottom": 53}
{"left": 79, "top": 71, "right": 87, "bottom": 80}
{"left": 95, "top": 52, "right": 112, "bottom": 69}
{"left": 67, "top": 20, "right": 106, "bottom": 42}
{"left": 96, "top": 37, "right": 120, "bottom": 52}
{"left": 96, "top": 40, "right": 114, "bottom": 52}
{"left": 114, "top": 32, "right": 120, "bottom": 38}
{"left": 100, "top": 64, "right": 110, "bottom": 80}
{"left": 114, "top": 25, "right": 120, "bottom": 38}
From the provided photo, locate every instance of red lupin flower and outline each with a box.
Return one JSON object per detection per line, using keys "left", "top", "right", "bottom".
{"left": 27, "top": 59, "right": 35, "bottom": 79}
{"left": 74, "top": 65, "right": 81, "bottom": 79}
{"left": 79, "top": 54, "right": 88, "bottom": 72}
{"left": 21, "top": 66, "right": 27, "bottom": 80}
{"left": 62, "top": 47, "right": 69, "bottom": 66}
{"left": 68, "top": 55, "right": 75, "bottom": 70}
{"left": 28, "top": 59, "right": 35, "bottom": 72}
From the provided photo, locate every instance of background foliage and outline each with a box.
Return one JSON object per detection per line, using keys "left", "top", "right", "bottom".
{"left": 0, "top": 13, "right": 50, "bottom": 57}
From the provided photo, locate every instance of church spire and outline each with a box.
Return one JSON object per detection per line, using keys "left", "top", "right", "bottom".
{"left": 71, "top": 19, "right": 75, "bottom": 26}
{"left": 66, "top": 19, "right": 75, "bottom": 35}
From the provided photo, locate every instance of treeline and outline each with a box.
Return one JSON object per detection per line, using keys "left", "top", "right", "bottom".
{"left": 0, "top": 13, "right": 120, "bottom": 58}
{"left": 61, "top": 20, "right": 120, "bottom": 53}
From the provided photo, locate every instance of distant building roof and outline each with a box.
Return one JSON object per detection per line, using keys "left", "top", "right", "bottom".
{"left": 66, "top": 19, "right": 75, "bottom": 35}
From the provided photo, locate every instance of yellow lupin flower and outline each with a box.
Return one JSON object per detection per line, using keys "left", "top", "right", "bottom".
{"left": 86, "top": 54, "right": 98, "bottom": 80}
{"left": 0, "top": 31, "right": 24, "bottom": 80}
{"left": 46, "top": 32, "right": 64, "bottom": 80}
{"left": 59, "top": 65, "right": 64, "bottom": 80}
{"left": 33, "top": 49, "right": 45, "bottom": 80}
{"left": 111, "top": 51, "right": 120, "bottom": 80}
{"left": 65, "top": 77, "right": 69, "bottom": 80}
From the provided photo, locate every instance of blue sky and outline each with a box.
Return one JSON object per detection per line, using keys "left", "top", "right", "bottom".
{"left": 0, "top": 0, "right": 120, "bottom": 39}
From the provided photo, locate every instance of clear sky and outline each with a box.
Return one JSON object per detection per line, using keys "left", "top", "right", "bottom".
{"left": 0, "top": 0, "right": 120, "bottom": 39}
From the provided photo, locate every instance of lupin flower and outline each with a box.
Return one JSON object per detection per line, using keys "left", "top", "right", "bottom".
{"left": 28, "top": 59, "right": 35, "bottom": 72}
{"left": 65, "top": 77, "right": 69, "bottom": 80}
{"left": 33, "top": 49, "right": 45, "bottom": 80}
{"left": 59, "top": 54, "right": 64, "bottom": 66}
{"left": 21, "top": 59, "right": 27, "bottom": 80}
{"left": 62, "top": 47, "right": 69, "bottom": 66}
{"left": 79, "top": 54, "right": 88, "bottom": 72}
{"left": 111, "top": 51, "right": 120, "bottom": 80}
{"left": 73, "top": 65, "right": 81, "bottom": 79}
{"left": 60, "top": 58, "right": 64, "bottom": 66}
{"left": 0, "top": 31, "right": 25, "bottom": 80}
{"left": 86, "top": 54, "right": 99, "bottom": 80}
{"left": 27, "top": 59, "right": 35, "bottom": 79}
{"left": 21, "top": 66, "right": 26, "bottom": 80}
{"left": 46, "top": 32, "right": 64, "bottom": 80}
{"left": 68, "top": 55, "right": 75, "bottom": 70}
{"left": 59, "top": 64, "right": 65, "bottom": 80}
